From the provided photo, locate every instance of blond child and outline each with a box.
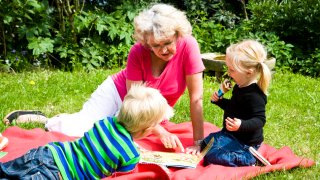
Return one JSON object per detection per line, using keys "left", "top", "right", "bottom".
{"left": 0, "top": 84, "right": 173, "bottom": 179}
{"left": 201, "top": 40, "right": 271, "bottom": 166}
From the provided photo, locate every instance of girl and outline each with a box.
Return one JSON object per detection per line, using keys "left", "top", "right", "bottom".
{"left": 201, "top": 39, "right": 272, "bottom": 166}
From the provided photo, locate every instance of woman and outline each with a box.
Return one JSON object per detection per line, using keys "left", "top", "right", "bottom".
{"left": 5, "top": 3, "right": 205, "bottom": 153}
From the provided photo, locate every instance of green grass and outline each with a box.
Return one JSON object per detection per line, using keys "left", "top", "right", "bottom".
{"left": 0, "top": 69, "right": 319, "bottom": 179}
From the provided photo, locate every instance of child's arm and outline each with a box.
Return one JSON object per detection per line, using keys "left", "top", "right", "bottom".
{"left": 210, "top": 91, "right": 221, "bottom": 102}
{"left": 237, "top": 94, "right": 266, "bottom": 132}
{"left": 210, "top": 79, "right": 232, "bottom": 109}
{"left": 211, "top": 97, "right": 230, "bottom": 110}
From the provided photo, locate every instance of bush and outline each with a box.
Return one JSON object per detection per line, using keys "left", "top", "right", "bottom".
{"left": 0, "top": 0, "right": 319, "bottom": 77}
{"left": 0, "top": 0, "right": 54, "bottom": 71}
{"left": 246, "top": 0, "right": 320, "bottom": 76}
{"left": 185, "top": 0, "right": 319, "bottom": 77}
{"left": 0, "top": 0, "right": 148, "bottom": 71}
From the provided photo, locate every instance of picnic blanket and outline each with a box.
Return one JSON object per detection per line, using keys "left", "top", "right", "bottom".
{"left": 0, "top": 122, "right": 315, "bottom": 179}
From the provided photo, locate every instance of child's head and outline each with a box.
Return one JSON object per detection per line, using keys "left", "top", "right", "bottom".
{"left": 226, "top": 39, "right": 271, "bottom": 94}
{"left": 117, "top": 84, "right": 173, "bottom": 139}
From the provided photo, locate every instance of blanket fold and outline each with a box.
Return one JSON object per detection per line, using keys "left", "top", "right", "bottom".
{"left": 0, "top": 122, "right": 314, "bottom": 179}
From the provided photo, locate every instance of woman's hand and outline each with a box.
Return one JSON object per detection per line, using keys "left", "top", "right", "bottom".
{"left": 185, "top": 145, "right": 201, "bottom": 155}
{"left": 153, "top": 124, "right": 185, "bottom": 152}
{"left": 225, "top": 117, "right": 241, "bottom": 131}
{"left": 159, "top": 131, "right": 185, "bottom": 153}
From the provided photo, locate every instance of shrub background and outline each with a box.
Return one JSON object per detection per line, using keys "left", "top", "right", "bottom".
{"left": 0, "top": 0, "right": 319, "bottom": 76}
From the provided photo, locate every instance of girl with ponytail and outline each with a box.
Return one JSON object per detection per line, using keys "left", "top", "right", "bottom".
{"left": 200, "top": 40, "right": 272, "bottom": 167}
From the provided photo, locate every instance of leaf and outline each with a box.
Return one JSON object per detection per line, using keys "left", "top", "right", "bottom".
{"left": 108, "top": 24, "right": 117, "bottom": 40}
{"left": 3, "top": 16, "right": 13, "bottom": 24}
{"left": 27, "top": 0, "right": 42, "bottom": 10}
{"left": 96, "top": 24, "right": 107, "bottom": 35}
{"left": 28, "top": 37, "right": 54, "bottom": 56}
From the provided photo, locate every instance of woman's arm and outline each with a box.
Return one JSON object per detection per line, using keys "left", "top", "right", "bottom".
{"left": 185, "top": 72, "right": 204, "bottom": 154}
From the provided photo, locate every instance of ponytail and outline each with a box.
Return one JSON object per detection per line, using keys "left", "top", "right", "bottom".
{"left": 257, "top": 61, "right": 271, "bottom": 95}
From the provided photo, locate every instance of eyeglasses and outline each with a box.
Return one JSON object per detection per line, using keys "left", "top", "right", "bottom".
{"left": 151, "top": 41, "right": 175, "bottom": 50}
{"left": 149, "top": 36, "right": 177, "bottom": 51}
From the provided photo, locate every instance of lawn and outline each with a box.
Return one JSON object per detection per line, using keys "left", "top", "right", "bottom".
{"left": 0, "top": 69, "right": 319, "bottom": 179}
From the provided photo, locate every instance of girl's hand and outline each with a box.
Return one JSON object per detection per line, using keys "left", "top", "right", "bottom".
{"left": 210, "top": 91, "right": 221, "bottom": 102}
{"left": 225, "top": 117, "right": 241, "bottom": 131}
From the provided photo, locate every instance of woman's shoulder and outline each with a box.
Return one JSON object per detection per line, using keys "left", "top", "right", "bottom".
{"left": 176, "top": 35, "right": 200, "bottom": 52}
{"left": 178, "top": 35, "right": 198, "bottom": 44}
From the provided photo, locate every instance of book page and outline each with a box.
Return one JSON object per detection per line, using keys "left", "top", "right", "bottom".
{"left": 140, "top": 150, "right": 201, "bottom": 168}
{"left": 139, "top": 137, "right": 215, "bottom": 168}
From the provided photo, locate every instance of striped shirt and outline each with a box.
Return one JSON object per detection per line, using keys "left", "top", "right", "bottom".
{"left": 46, "top": 117, "right": 140, "bottom": 179}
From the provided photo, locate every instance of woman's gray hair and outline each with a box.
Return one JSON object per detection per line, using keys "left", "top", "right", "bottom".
{"left": 133, "top": 3, "right": 192, "bottom": 46}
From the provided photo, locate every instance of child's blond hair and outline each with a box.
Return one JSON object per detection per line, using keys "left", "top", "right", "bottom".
{"left": 117, "top": 84, "right": 173, "bottom": 136}
{"left": 226, "top": 40, "right": 272, "bottom": 94}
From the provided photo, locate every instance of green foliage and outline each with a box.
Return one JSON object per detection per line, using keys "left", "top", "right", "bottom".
{"left": 246, "top": 0, "right": 320, "bottom": 76}
{"left": 185, "top": 0, "right": 319, "bottom": 77}
{"left": 28, "top": 37, "right": 54, "bottom": 56}
{"left": 0, "top": 0, "right": 319, "bottom": 76}
{"left": 0, "top": 0, "right": 146, "bottom": 71}
{"left": 53, "top": 4, "right": 138, "bottom": 70}
{"left": 193, "top": 19, "right": 294, "bottom": 70}
{"left": 184, "top": 0, "right": 240, "bottom": 28}
{"left": 0, "top": 51, "right": 31, "bottom": 72}
{"left": 243, "top": 31, "right": 294, "bottom": 69}
{"left": 0, "top": 0, "right": 54, "bottom": 70}
{"left": 292, "top": 48, "right": 320, "bottom": 77}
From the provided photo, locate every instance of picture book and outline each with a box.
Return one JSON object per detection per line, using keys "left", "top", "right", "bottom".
{"left": 140, "top": 149, "right": 201, "bottom": 168}
{"left": 139, "top": 137, "right": 214, "bottom": 168}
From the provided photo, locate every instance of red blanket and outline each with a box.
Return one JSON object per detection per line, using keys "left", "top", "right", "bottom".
{"left": 0, "top": 122, "right": 314, "bottom": 179}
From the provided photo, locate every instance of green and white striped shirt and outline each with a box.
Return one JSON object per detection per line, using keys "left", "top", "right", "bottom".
{"left": 47, "top": 117, "right": 140, "bottom": 179}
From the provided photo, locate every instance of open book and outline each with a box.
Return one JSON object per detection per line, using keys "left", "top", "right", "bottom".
{"left": 139, "top": 137, "right": 214, "bottom": 168}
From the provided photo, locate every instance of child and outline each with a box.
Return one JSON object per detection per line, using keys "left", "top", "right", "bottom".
{"left": 201, "top": 39, "right": 272, "bottom": 167}
{"left": 0, "top": 84, "right": 173, "bottom": 179}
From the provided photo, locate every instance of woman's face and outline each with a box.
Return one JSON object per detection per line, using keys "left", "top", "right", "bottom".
{"left": 147, "top": 35, "right": 177, "bottom": 61}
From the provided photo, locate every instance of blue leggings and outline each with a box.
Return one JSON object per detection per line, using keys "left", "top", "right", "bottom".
{"left": 201, "top": 131, "right": 259, "bottom": 167}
